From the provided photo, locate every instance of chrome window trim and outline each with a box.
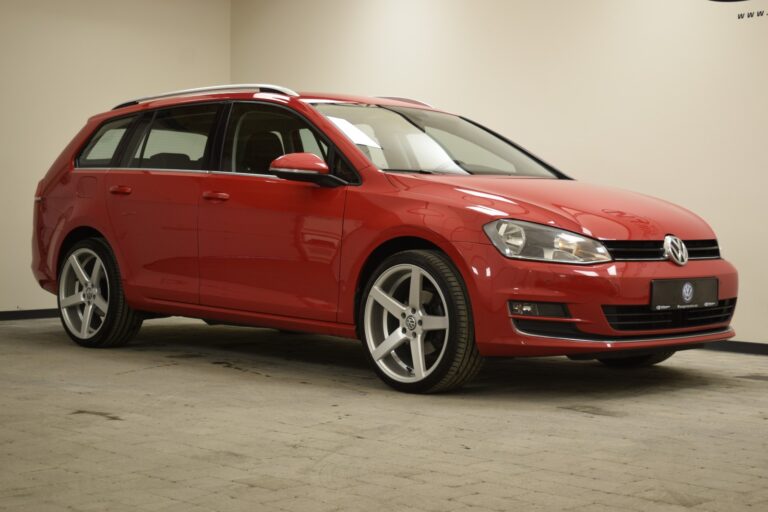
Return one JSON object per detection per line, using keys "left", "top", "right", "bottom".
{"left": 73, "top": 168, "right": 293, "bottom": 178}
{"left": 208, "top": 170, "right": 275, "bottom": 179}
{"left": 74, "top": 167, "right": 286, "bottom": 180}
{"left": 73, "top": 167, "right": 213, "bottom": 174}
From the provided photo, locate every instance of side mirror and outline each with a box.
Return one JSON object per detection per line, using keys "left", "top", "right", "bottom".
{"left": 268, "top": 153, "right": 346, "bottom": 188}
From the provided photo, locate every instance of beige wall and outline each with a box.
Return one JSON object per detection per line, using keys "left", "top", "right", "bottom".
{"left": 231, "top": 0, "right": 767, "bottom": 342}
{"left": 0, "top": 0, "right": 231, "bottom": 310}
{"left": 2, "top": 0, "right": 766, "bottom": 342}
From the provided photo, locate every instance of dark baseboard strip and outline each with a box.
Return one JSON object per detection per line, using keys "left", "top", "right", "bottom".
{"left": 702, "top": 341, "right": 768, "bottom": 356}
{"left": 0, "top": 309, "right": 58, "bottom": 321}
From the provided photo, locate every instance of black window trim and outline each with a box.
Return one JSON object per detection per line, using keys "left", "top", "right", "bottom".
{"left": 114, "top": 110, "right": 153, "bottom": 168}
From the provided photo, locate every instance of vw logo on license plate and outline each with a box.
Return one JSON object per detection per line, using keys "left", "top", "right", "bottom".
{"left": 682, "top": 282, "right": 694, "bottom": 303}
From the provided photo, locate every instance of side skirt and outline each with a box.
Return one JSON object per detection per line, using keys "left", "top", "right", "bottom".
{"left": 134, "top": 297, "right": 359, "bottom": 339}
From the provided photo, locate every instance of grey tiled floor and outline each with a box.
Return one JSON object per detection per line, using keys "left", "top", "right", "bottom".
{"left": 1, "top": 317, "right": 766, "bottom": 511}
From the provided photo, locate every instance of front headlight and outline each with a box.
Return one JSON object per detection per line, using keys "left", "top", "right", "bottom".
{"left": 483, "top": 219, "right": 611, "bottom": 264}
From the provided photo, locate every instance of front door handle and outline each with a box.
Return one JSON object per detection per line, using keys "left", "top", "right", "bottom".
{"left": 202, "top": 191, "right": 230, "bottom": 201}
{"left": 109, "top": 185, "right": 132, "bottom": 195}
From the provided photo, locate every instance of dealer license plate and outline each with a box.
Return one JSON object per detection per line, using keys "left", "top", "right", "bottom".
{"left": 650, "top": 278, "right": 718, "bottom": 311}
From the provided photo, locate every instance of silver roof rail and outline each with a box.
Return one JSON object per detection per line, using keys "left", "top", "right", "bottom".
{"left": 113, "top": 83, "right": 299, "bottom": 109}
{"left": 377, "top": 96, "right": 433, "bottom": 108}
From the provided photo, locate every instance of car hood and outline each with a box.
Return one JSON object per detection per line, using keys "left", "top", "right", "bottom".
{"left": 385, "top": 174, "right": 716, "bottom": 241}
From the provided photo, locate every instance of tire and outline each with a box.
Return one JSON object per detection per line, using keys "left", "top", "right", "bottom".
{"left": 597, "top": 351, "right": 675, "bottom": 368}
{"left": 57, "top": 238, "right": 143, "bottom": 348}
{"left": 359, "top": 250, "right": 483, "bottom": 393}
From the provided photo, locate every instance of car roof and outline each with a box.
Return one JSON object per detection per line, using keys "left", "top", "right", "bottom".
{"left": 101, "top": 84, "right": 437, "bottom": 121}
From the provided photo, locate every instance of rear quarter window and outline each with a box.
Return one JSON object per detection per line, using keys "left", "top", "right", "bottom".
{"left": 77, "top": 115, "right": 136, "bottom": 168}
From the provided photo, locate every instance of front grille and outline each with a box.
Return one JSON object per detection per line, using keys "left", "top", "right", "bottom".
{"left": 602, "top": 239, "right": 720, "bottom": 261}
{"left": 685, "top": 240, "right": 721, "bottom": 259}
{"left": 603, "top": 299, "right": 736, "bottom": 331}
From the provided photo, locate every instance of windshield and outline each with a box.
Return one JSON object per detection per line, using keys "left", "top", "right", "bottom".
{"left": 313, "top": 103, "right": 557, "bottom": 178}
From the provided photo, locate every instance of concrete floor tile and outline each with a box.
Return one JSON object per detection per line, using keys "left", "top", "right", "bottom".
{"left": 0, "top": 317, "right": 766, "bottom": 512}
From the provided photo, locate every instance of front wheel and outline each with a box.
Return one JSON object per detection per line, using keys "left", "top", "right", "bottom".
{"left": 359, "top": 250, "right": 483, "bottom": 393}
{"left": 597, "top": 351, "right": 675, "bottom": 368}
{"left": 58, "top": 238, "right": 143, "bottom": 348}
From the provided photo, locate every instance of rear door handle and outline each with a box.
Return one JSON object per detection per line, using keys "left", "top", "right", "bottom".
{"left": 202, "top": 191, "right": 230, "bottom": 201}
{"left": 109, "top": 185, "right": 132, "bottom": 195}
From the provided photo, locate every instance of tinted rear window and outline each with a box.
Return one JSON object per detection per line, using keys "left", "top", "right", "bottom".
{"left": 130, "top": 104, "right": 220, "bottom": 170}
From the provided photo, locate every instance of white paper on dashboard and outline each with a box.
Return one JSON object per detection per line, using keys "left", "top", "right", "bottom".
{"left": 327, "top": 116, "right": 382, "bottom": 148}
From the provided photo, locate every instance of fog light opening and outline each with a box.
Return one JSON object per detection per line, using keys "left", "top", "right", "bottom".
{"left": 508, "top": 301, "right": 569, "bottom": 318}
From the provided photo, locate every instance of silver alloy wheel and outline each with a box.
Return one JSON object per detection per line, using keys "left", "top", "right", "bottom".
{"left": 364, "top": 264, "right": 450, "bottom": 383}
{"left": 59, "top": 248, "right": 110, "bottom": 340}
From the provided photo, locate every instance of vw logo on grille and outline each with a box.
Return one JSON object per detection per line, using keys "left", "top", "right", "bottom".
{"left": 682, "top": 282, "right": 694, "bottom": 303}
{"left": 663, "top": 235, "right": 689, "bottom": 266}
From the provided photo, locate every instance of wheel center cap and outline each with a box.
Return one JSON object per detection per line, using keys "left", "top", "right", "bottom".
{"left": 405, "top": 315, "right": 417, "bottom": 331}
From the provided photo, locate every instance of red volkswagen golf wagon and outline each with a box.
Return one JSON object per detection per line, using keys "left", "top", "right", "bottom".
{"left": 32, "top": 84, "right": 738, "bottom": 393}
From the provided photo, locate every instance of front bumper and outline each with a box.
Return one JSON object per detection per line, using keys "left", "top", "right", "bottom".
{"left": 454, "top": 242, "right": 738, "bottom": 357}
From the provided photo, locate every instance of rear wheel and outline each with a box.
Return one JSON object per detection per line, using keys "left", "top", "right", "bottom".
{"left": 359, "top": 250, "right": 483, "bottom": 393}
{"left": 58, "top": 238, "right": 142, "bottom": 347}
{"left": 597, "top": 351, "right": 675, "bottom": 368}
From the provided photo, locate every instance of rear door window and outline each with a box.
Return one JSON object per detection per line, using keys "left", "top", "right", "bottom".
{"left": 77, "top": 115, "right": 136, "bottom": 168}
{"left": 129, "top": 104, "right": 220, "bottom": 170}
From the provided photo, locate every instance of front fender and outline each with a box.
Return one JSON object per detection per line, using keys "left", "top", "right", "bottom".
{"left": 337, "top": 186, "right": 486, "bottom": 326}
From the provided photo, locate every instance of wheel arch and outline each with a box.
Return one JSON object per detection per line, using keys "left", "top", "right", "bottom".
{"left": 55, "top": 226, "right": 117, "bottom": 277}
{"left": 351, "top": 234, "right": 477, "bottom": 336}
